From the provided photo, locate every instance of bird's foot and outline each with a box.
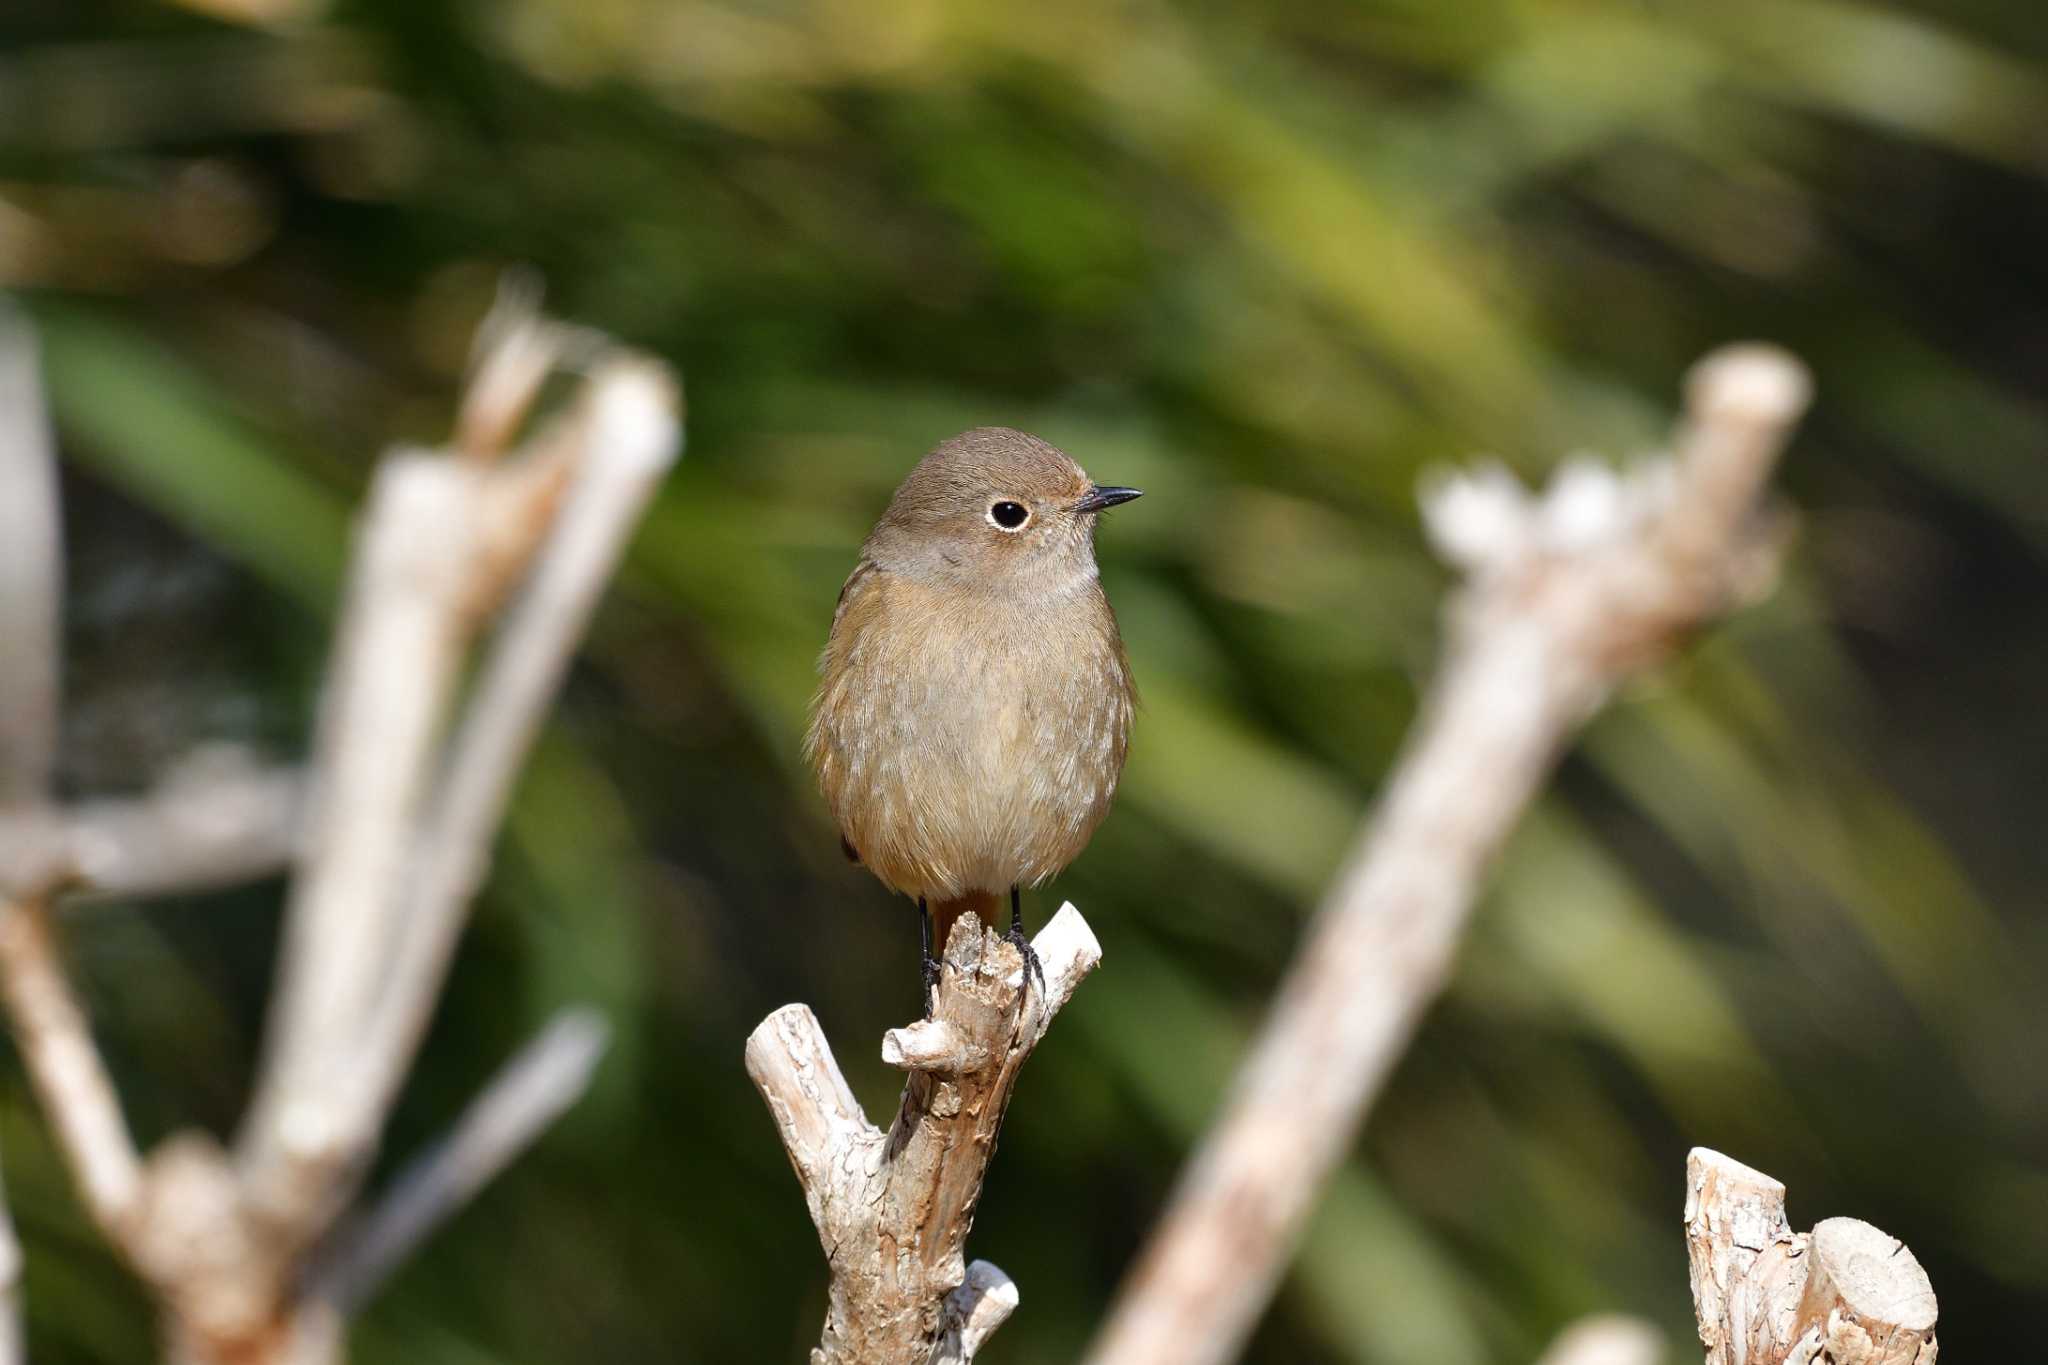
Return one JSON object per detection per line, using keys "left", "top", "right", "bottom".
{"left": 921, "top": 951, "right": 940, "bottom": 1018}
{"left": 1004, "top": 924, "right": 1047, "bottom": 1006}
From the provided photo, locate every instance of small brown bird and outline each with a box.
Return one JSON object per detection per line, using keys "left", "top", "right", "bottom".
{"left": 806, "top": 427, "right": 1140, "bottom": 1011}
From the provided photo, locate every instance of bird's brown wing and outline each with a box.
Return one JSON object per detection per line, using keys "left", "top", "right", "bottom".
{"left": 830, "top": 557, "right": 877, "bottom": 635}
{"left": 819, "top": 557, "right": 882, "bottom": 865}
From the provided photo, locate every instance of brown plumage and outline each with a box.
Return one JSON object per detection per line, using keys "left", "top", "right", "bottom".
{"left": 805, "top": 427, "right": 1140, "bottom": 1003}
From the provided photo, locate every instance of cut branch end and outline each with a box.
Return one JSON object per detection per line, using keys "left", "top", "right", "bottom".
{"left": 1685, "top": 1149, "right": 1936, "bottom": 1365}
{"left": 753, "top": 906, "right": 1100, "bottom": 1363}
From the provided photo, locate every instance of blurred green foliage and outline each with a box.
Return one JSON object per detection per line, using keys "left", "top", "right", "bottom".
{"left": 3, "top": 0, "right": 2046, "bottom": 1360}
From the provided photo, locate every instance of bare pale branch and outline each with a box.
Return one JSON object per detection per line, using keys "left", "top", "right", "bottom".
{"left": 453, "top": 273, "right": 564, "bottom": 462}
{"left": 1685, "top": 1148, "right": 1937, "bottom": 1365}
{"left": 63, "top": 750, "right": 304, "bottom": 901}
{"left": 1084, "top": 345, "right": 1814, "bottom": 1365}
{"left": 0, "top": 292, "right": 675, "bottom": 1365}
{"left": 747, "top": 1005, "right": 878, "bottom": 1230}
{"left": 237, "top": 453, "right": 487, "bottom": 1239}
{"left": 237, "top": 340, "right": 679, "bottom": 1275}
{"left": 749, "top": 902, "right": 1101, "bottom": 1363}
{"left": 347, "top": 357, "right": 680, "bottom": 1133}
{"left": 931, "top": 1261, "right": 1020, "bottom": 1365}
{"left": 316, "top": 1008, "right": 610, "bottom": 1315}
{"left": 0, "top": 899, "right": 144, "bottom": 1251}
{"left": 1684, "top": 1148, "right": 1799, "bottom": 1365}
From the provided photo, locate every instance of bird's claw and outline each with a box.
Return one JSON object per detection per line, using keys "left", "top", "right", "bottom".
{"left": 1004, "top": 924, "right": 1046, "bottom": 1006}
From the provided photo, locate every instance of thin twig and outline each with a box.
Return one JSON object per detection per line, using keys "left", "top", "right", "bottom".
{"left": 1084, "top": 345, "right": 1813, "bottom": 1365}
{"left": 453, "top": 271, "right": 560, "bottom": 461}
{"left": 931, "top": 1261, "right": 1020, "bottom": 1365}
{"left": 62, "top": 751, "right": 305, "bottom": 901}
{"left": 0, "top": 754, "right": 304, "bottom": 907}
{"left": 237, "top": 326, "right": 678, "bottom": 1289}
{"left": 0, "top": 898, "right": 145, "bottom": 1252}
{"left": 315, "top": 1008, "right": 611, "bottom": 1316}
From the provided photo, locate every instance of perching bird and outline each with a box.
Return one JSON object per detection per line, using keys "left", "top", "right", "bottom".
{"left": 805, "top": 427, "right": 1140, "bottom": 1013}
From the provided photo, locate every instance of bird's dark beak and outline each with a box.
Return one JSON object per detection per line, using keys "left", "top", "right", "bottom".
{"left": 1075, "top": 485, "right": 1144, "bottom": 514}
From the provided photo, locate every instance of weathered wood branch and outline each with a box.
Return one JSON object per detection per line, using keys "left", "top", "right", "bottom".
{"left": 234, "top": 311, "right": 678, "bottom": 1290}
{"left": 930, "top": 1261, "right": 1019, "bottom": 1365}
{"left": 0, "top": 290, "right": 670, "bottom": 1363}
{"left": 748, "top": 902, "right": 1101, "bottom": 1363}
{"left": 344, "top": 354, "right": 679, "bottom": 1142}
{"left": 1685, "top": 1148, "right": 1936, "bottom": 1365}
{"left": 1085, "top": 345, "right": 1814, "bottom": 1365}
{"left": 1685, "top": 1149, "right": 1801, "bottom": 1365}
{"left": 236, "top": 448, "right": 490, "bottom": 1244}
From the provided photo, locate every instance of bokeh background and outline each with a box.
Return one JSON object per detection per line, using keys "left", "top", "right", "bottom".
{"left": 3, "top": 0, "right": 2046, "bottom": 1360}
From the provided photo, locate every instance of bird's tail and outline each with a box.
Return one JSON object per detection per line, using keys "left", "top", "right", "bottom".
{"left": 927, "top": 891, "right": 1001, "bottom": 957}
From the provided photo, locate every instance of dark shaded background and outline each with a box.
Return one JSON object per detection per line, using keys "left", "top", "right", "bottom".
{"left": 2, "top": 0, "right": 2045, "bottom": 1360}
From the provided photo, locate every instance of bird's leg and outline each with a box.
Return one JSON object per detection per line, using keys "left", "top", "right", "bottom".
{"left": 1006, "top": 885, "right": 1046, "bottom": 1002}
{"left": 917, "top": 896, "right": 938, "bottom": 1017}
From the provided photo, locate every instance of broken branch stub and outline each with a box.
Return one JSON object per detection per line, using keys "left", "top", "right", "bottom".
{"left": 1684, "top": 1148, "right": 1937, "bottom": 1365}
{"left": 747, "top": 903, "right": 1100, "bottom": 1364}
{"left": 1789, "top": 1219, "right": 1937, "bottom": 1365}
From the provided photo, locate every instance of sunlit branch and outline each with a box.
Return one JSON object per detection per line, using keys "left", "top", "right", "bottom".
{"left": 748, "top": 904, "right": 1100, "bottom": 1363}
{"left": 1085, "top": 345, "right": 1814, "bottom": 1365}
{"left": 1684, "top": 1147, "right": 1937, "bottom": 1365}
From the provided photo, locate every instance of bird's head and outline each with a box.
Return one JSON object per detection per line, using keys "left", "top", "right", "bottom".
{"left": 867, "top": 427, "right": 1141, "bottom": 593}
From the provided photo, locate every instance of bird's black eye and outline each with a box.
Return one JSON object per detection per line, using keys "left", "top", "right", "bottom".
{"left": 989, "top": 500, "right": 1030, "bottom": 530}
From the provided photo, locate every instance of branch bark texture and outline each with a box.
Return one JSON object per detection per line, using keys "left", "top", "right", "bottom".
{"left": 1085, "top": 345, "right": 1814, "bottom": 1365}
{"left": 748, "top": 903, "right": 1100, "bottom": 1364}
{"left": 1685, "top": 1148, "right": 1937, "bottom": 1365}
